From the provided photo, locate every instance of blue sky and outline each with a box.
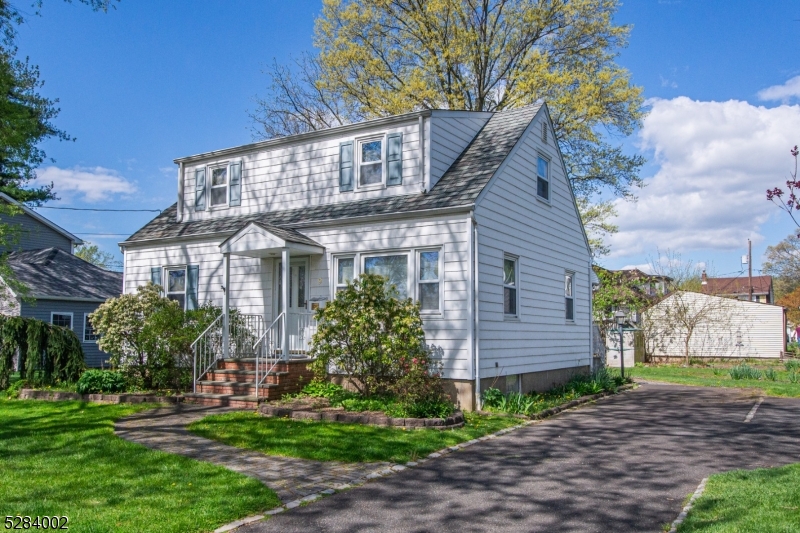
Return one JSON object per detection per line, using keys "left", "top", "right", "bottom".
{"left": 16, "top": 0, "right": 800, "bottom": 276}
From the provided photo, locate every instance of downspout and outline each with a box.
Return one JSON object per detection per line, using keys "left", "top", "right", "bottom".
{"left": 588, "top": 259, "right": 594, "bottom": 372}
{"left": 419, "top": 115, "right": 426, "bottom": 193}
{"left": 472, "top": 214, "right": 481, "bottom": 410}
{"left": 177, "top": 162, "right": 185, "bottom": 222}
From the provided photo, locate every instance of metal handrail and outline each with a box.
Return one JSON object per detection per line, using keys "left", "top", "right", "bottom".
{"left": 192, "top": 314, "right": 223, "bottom": 393}
{"left": 254, "top": 313, "right": 284, "bottom": 400}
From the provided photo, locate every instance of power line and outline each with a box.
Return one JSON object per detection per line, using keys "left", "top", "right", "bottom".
{"left": 33, "top": 206, "right": 161, "bottom": 213}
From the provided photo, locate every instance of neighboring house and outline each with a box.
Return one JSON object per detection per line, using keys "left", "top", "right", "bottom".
{"left": 121, "top": 103, "right": 593, "bottom": 409}
{"left": 701, "top": 270, "right": 774, "bottom": 304}
{"left": 0, "top": 193, "right": 122, "bottom": 367}
{"left": 645, "top": 291, "right": 785, "bottom": 360}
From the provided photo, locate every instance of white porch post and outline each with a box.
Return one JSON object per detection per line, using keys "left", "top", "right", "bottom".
{"left": 281, "top": 247, "right": 290, "bottom": 360}
{"left": 222, "top": 252, "right": 230, "bottom": 360}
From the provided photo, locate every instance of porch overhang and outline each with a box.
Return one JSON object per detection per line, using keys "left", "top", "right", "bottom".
{"left": 219, "top": 221, "right": 324, "bottom": 258}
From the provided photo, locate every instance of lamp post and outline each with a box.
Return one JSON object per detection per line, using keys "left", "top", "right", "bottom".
{"left": 614, "top": 310, "right": 626, "bottom": 379}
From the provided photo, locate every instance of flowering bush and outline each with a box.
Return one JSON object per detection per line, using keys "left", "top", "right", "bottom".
{"left": 310, "top": 273, "right": 446, "bottom": 409}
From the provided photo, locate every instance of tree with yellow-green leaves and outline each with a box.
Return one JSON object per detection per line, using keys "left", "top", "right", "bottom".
{"left": 252, "top": 0, "right": 646, "bottom": 256}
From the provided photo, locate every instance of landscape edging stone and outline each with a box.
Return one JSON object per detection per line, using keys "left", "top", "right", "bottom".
{"left": 19, "top": 389, "right": 182, "bottom": 404}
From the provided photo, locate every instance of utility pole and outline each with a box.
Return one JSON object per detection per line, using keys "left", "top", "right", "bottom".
{"left": 748, "top": 239, "right": 753, "bottom": 302}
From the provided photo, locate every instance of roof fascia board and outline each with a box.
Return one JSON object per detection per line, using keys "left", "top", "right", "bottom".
{"left": 24, "top": 296, "right": 107, "bottom": 303}
{"left": 0, "top": 192, "right": 83, "bottom": 245}
{"left": 120, "top": 205, "right": 473, "bottom": 249}
{"left": 430, "top": 110, "right": 494, "bottom": 119}
{"left": 174, "top": 110, "right": 433, "bottom": 165}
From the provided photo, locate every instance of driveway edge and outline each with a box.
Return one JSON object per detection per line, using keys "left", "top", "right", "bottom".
{"left": 668, "top": 477, "right": 708, "bottom": 533}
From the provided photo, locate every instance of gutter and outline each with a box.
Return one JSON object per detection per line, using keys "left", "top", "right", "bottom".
{"left": 472, "top": 213, "right": 481, "bottom": 410}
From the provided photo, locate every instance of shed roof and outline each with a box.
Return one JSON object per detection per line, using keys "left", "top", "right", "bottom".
{"left": 702, "top": 275, "right": 773, "bottom": 296}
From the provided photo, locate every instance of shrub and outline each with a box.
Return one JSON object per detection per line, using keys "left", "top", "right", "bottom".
{"left": 76, "top": 370, "right": 127, "bottom": 394}
{"left": 729, "top": 363, "right": 762, "bottom": 380}
{"left": 790, "top": 371, "right": 799, "bottom": 384}
{"left": 90, "top": 285, "right": 220, "bottom": 391}
{"left": 785, "top": 359, "right": 800, "bottom": 372}
{"left": 764, "top": 368, "right": 778, "bottom": 381}
{"left": 310, "top": 273, "right": 436, "bottom": 399}
{"left": 0, "top": 316, "right": 85, "bottom": 389}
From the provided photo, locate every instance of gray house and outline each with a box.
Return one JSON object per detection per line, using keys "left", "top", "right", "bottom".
{"left": 0, "top": 193, "right": 122, "bottom": 367}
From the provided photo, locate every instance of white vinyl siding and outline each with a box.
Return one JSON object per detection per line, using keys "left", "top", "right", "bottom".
{"left": 428, "top": 112, "right": 492, "bottom": 189}
{"left": 123, "top": 214, "right": 473, "bottom": 380}
{"left": 474, "top": 110, "right": 592, "bottom": 377}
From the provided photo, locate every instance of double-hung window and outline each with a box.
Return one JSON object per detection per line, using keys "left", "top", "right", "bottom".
{"left": 51, "top": 312, "right": 73, "bottom": 330}
{"left": 210, "top": 166, "right": 228, "bottom": 207}
{"left": 335, "top": 257, "right": 355, "bottom": 293}
{"left": 565, "top": 272, "right": 575, "bottom": 321}
{"left": 417, "top": 250, "right": 441, "bottom": 312}
{"left": 166, "top": 267, "right": 187, "bottom": 309}
{"left": 537, "top": 156, "right": 549, "bottom": 200}
{"left": 503, "top": 256, "right": 518, "bottom": 317}
{"left": 359, "top": 138, "right": 383, "bottom": 187}
{"left": 84, "top": 313, "right": 99, "bottom": 342}
{"left": 364, "top": 254, "right": 409, "bottom": 299}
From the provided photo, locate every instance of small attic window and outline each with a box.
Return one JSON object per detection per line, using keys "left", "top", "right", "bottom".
{"left": 541, "top": 122, "right": 548, "bottom": 144}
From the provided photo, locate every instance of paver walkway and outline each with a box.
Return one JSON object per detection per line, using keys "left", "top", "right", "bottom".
{"left": 114, "top": 405, "right": 391, "bottom": 502}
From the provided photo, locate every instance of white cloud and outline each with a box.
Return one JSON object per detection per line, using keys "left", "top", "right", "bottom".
{"left": 758, "top": 75, "right": 800, "bottom": 102}
{"left": 34, "top": 166, "right": 137, "bottom": 203}
{"left": 609, "top": 97, "right": 800, "bottom": 257}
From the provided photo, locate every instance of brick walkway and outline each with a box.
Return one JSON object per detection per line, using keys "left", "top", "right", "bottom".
{"left": 114, "top": 405, "right": 391, "bottom": 502}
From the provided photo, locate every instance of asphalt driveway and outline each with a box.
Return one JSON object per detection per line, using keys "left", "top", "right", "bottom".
{"left": 239, "top": 383, "right": 800, "bottom": 533}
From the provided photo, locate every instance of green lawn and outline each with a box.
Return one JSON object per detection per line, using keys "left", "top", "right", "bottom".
{"left": 629, "top": 364, "right": 800, "bottom": 397}
{"left": 0, "top": 399, "right": 281, "bottom": 533}
{"left": 188, "top": 411, "right": 521, "bottom": 463}
{"left": 678, "top": 464, "right": 800, "bottom": 532}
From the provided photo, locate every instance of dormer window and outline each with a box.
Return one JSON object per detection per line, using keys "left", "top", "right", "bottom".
{"left": 210, "top": 166, "right": 228, "bottom": 206}
{"left": 359, "top": 138, "right": 383, "bottom": 187}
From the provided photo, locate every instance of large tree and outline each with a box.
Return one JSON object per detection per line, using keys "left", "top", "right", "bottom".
{"left": 253, "top": 0, "right": 646, "bottom": 254}
{"left": 763, "top": 233, "right": 800, "bottom": 300}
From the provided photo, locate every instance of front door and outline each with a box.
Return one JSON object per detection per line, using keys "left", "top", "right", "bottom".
{"left": 276, "top": 259, "right": 311, "bottom": 353}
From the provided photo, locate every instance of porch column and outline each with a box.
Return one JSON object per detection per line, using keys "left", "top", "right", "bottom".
{"left": 222, "top": 252, "right": 230, "bottom": 360}
{"left": 281, "top": 247, "right": 290, "bottom": 360}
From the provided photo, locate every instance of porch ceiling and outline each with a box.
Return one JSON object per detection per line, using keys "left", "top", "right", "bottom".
{"left": 219, "top": 221, "right": 324, "bottom": 258}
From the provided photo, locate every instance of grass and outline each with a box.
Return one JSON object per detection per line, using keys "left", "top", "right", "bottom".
{"left": 628, "top": 364, "right": 800, "bottom": 397}
{"left": 188, "top": 411, "right": 521, "bottom": 463}
{"left": 678, "top": 464, "right": 800, "bottom": 532}
{"left": 0, "top": 399, "right": 281, "bottom": 533}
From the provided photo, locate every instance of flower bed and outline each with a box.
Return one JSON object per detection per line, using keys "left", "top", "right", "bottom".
{"left": 259, "top": 397, "right": 464, "bottom": 428}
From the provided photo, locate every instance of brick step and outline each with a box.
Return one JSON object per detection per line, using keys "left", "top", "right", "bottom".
{"left": 183, "top": 393, "right": 260, "bottom": 409}
{"left": 195, "top": 381, "right": 279, "bottom": 395}
{"left": 204, "top": 369, "right": 289, "bottom": 383}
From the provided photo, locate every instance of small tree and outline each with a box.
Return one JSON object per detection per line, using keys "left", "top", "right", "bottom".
{"left": 777, "top": 286, "right": 800, "bottom": 327}
{"left": 592, "top": 266, "right": 651, "bottom": 346}
{"left": 90, "top": 283, "right": 218, "bottom": 390}
{"left": 310, "top": 273, "right": 430, "bottom": 398}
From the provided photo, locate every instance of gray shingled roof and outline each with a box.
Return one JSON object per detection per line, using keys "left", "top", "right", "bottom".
{"left": 5, "top": 247, "right": 123, "bottom": 301}
{"left": 123, "top": 104, "right": 542, "bottom": 244}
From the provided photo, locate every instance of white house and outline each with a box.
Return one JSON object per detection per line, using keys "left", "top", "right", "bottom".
{"left": 645, "top": 291, "right": 786, "bottom": 360}
{"left": 120, "top": 103, "right": 593, "bottom": 409}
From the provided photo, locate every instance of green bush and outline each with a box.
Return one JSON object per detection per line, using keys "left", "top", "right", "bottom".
{"left": 729, "top": 363, "right": 762, "bottom": 380}
{"left": 310, "top": 273, "right": 444, "bottom": 405}
{"left": 90, "top": 285, "right": 220, "bottom": 391}
{"left": 0, "top": 316, "right": 85, "bottom": 389}
{"left": 75, "top": 370, "right": 127, "bottom": 394}
{"left": 764, "top": 367, "right": 778, "bottom": 381}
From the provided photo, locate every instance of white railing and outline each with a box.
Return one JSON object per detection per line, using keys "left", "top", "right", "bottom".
{"left": 254, "top": 313, "right": 284, "bottom": 399}
{"left": 191, "top": 312, "right": 265, "bottom": 393}
{"left": 288, "top": 311, "right": 317, "bottom": 354}
{"left": 191, "top": 314, "right": 223, "bottom": 393}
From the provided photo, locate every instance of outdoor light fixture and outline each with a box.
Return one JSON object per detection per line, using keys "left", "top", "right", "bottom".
{"left": 614, "top": 309, "right": 627, "bottom": 379}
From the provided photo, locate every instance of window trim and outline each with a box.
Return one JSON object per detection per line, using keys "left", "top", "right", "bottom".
{"left": 565, "top": 271, "right": 575, "bottom": 322}
{"left": 416, "top": 248, "right": 444, "bottom": 315}
{"left": 503, "top": 254, "right": 520, "bottom": 319}
{"left": 164, "top": 265, "right": 188, "bottom": 310}
{"left": 536, "top": 154, "right": 550, "bottom": 203}
{"left": 334, "top": 255, "right": 357, "bottom": 293}
{"left": 51, "top": 312, "right": 74, "bottom": 331}
{"left": 208, "top": 163, "right": 230, "bottom": 208}
{"left": 355, "top": 134, "right": 387, "bottom": 190}
{"left": 83, "top": 312, "right": 99, "bottom": 343}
